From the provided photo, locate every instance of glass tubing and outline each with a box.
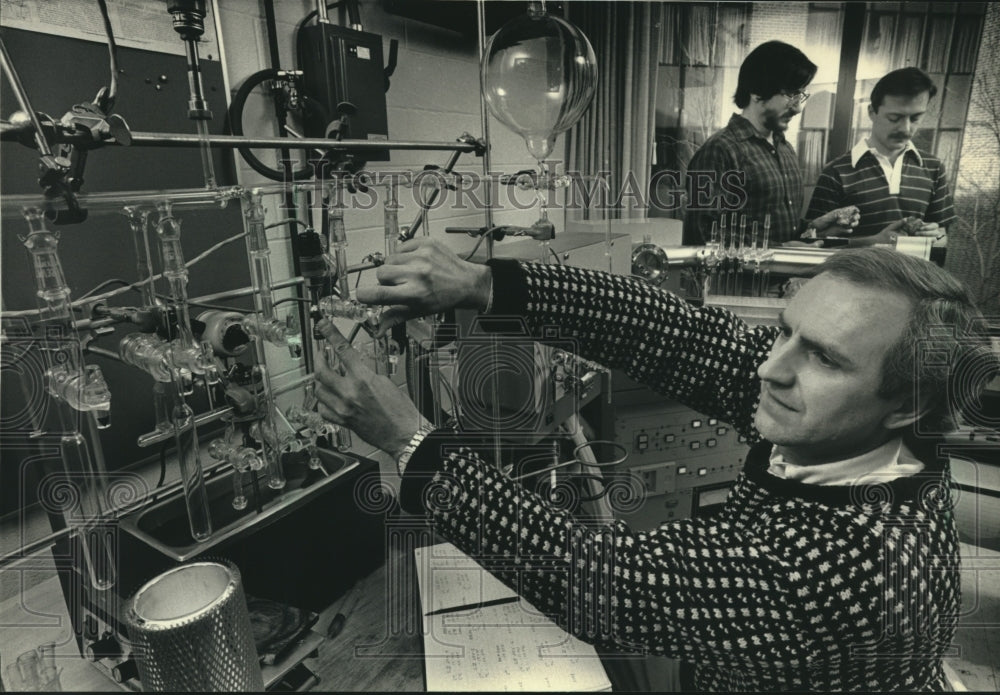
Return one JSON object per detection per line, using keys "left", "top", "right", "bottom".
{"left": 10, "top": 176, "right": 454, "bottom": 571}
{"left": 20, "top": 208, "right": 116, "bottom": 591}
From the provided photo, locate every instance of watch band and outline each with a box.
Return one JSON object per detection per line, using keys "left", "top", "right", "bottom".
{"left": 396, "top": 423, "right": 438, "bottom": 476}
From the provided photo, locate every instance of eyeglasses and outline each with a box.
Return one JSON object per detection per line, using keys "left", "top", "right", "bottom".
{"left": 781, "top": 90, "right": 811, "bottom": 106}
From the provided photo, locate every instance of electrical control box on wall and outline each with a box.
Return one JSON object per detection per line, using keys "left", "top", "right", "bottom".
{"left": 297, "top": 22, "right": 390, "bottom": 162}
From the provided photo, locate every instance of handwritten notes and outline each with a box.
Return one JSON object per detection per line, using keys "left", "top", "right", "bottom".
{"left": 414, "top": 542, "right": 611, "bottom": 692}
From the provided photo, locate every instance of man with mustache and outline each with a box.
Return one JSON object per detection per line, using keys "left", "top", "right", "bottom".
{"left": 313, "top": 238, "right": 995, "bottom": 691}
{"left": 805, "top": 68, "right": 956, "bottom": 248}
{"left": 682, "top": 41, "right": 845, "bottom": 246}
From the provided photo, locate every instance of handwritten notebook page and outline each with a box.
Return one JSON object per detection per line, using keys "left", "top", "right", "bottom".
{"left": 414, "top": 542, "right": 612, "bottom": 692}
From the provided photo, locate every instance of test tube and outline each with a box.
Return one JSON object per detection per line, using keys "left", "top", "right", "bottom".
{"left": 725, "top": 215, "right": 738, "bottom": 296}
{"left": 761, "top": 214, "right": 772, "bottom": 296}
{"left": 59, "top": 428, "right": 117, "bottom": 589}
{"left": 125, "top": 208, "right": 157, "bottom": 307}
{"left": 735, "top": 215, "right": 747, "bottom": 296}
{"left": 242, "top": 190, "right": 288, "bottom": 346}
{"left": 709, "top": 218, "right": 720, "bottom": 253}
{"left": 176, "top": 16, "right": 217, "bottom": 190}
{"left": 22, "top": 208, "right": 116, "bottom": 591}
{"left": 322, "top": 344, "right": 353, "bottom": 451}
{"left": 195, "top": 119, "right": 217, "bottom": 190}
{"left": 384, "top": 176, "right": 399, "bottom": 257}
{"left": 750, "top": 222, "right": 761, "bottom": 297}
{"left": 241, "top": 191, "right": 288, "bottom": 489}
{"left": 705, "top": 220, "right": 720, "bottom": 296}
{"left": 154, "top": 201, "right": 218, "bottom": 380}
{"left": 169, "top": 382, "right": 212, "bottom": 542}
{"left": 153, "top": 203, "right": 215, "bottom": 523}
{"left": 327, "top": 191, "right": 351, "bottom": 301}
{"left": 715, "top": 216, "right": 727, "bottom": 296}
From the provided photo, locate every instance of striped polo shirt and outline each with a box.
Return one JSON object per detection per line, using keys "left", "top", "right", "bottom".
{"left": 806, "top": 140, "right": 957, "bottom": 238}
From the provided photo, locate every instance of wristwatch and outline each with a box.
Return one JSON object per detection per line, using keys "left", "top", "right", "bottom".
{"left": 396, "top": 422, "right": 438, "bottom": 476}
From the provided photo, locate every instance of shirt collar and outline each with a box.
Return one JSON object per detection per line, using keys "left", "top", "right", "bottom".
{"left": 728, "top": 113, "right": 786, "bottom": 145}
{"left": 767, "top": 437, "right": 924, "bottom": 486}
{"left": 851, "top": 138, "right": 923, "bottom": 168}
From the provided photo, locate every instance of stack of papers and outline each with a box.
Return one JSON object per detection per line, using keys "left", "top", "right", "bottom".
{"left": 413, "top": 542, "right": 612, "bottom": 692}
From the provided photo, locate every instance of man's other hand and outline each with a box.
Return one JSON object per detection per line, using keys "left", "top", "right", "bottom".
{"left": 355, "top": 238, "right": 493, "bottom": 335}
{"left": 861, "top": 218, "right": 911, "bottom": 246}
{"left": 314, "top": 319, "right": 428, "bottom": 460}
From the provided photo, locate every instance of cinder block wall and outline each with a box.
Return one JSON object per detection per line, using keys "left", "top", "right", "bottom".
{"left": 215, "top": 1, "right": 562, "bottom": 466}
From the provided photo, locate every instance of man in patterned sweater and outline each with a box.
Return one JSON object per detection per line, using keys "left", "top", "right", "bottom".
{"left": 315, "top": 242, "right": 994, "bottom": 690}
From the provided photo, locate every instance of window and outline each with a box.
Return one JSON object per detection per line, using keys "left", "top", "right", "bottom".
{"left": 849, "top": 3, "right": 985, "bottom": 180}
{"left": 653, "top": 2, "right": 752, "bottom": 207}
{"left": 651, "top": 2, "right": 986, "bottom": 220}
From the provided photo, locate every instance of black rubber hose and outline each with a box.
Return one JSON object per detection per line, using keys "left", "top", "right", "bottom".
{"left": 228, "top": 68, "right": 316, "bottom": 181}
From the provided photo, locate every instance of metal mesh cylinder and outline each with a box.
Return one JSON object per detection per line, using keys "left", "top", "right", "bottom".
{"left": 125, "top": 560, "right": 264, "bottom": 692}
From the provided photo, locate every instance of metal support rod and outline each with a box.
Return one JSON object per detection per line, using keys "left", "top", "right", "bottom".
{"left": 0, "top": 127, "right": 483, "bottom": 152}
{"left": 476, "top": 0, "right": 495, "bottom": 259}
{"left": 0, "top": 38, "right": 54, "bottom": 158}
{"left": 0, "top": 154, "right": 475, "bottom": 215}
{"left": 399, "top": 148, "right": 464, "bottom": 241}
{"left": 263, "top": 0, "right": 314, "bottom": 376}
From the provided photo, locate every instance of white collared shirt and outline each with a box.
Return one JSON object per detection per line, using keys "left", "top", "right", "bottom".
{"left": 850, "top": 138, "right": 923, "bottom": 195}
{"left": 768, "top": 437, "right": 925, "bottom": 486}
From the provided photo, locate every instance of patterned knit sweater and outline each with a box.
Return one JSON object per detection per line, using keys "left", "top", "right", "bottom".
{"left": 400, "top": 259, "right": 960, "bottom": 691}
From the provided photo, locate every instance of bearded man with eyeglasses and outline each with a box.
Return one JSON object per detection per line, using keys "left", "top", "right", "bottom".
{"left": 682, "top": 41, "right": 845, "bottom": 247}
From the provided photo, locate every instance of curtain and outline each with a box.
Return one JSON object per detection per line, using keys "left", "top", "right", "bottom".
{"left": 564, "top": 1, "right": 662, "bottom": 220}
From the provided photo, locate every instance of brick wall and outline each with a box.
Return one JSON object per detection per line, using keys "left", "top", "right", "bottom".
{"left": 747, "top": 2, "right": 809, "bottom": 49}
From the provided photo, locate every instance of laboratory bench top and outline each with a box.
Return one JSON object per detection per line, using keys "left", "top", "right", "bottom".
{"left": 1, "top": 541, "right": 998, "bottom": 691}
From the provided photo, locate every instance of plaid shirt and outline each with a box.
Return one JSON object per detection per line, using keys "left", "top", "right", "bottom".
{"left": 683, "top": 114, "right": 804, "bottom": 245}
